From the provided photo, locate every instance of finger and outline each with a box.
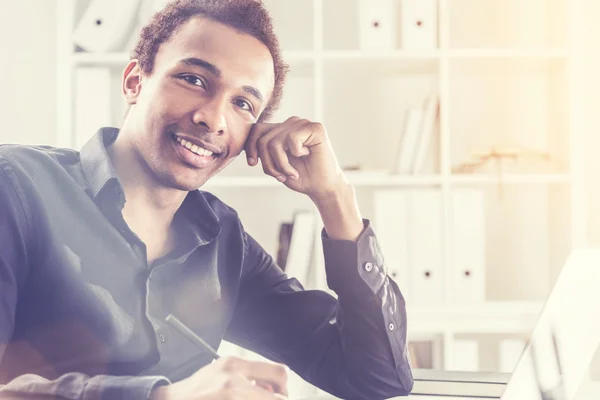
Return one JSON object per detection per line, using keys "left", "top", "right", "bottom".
{"left": 245, "top": 122, "right": 277, "bottom": 166}
{"left": 246, "top": 117, "right": 301, "bottom": 166}
{"left": 256, "top": 125, "right": 290, "bottom": 181}
{"left": 268, "top": 135, "right": 300, "bottom": 180}
{"left": 286, "top": 134, "right": 310, "bottom": 158}
{"left": 221, "top": 358, "right": 289, "bottom": 397}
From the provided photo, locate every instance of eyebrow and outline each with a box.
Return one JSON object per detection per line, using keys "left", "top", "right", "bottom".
{"left": 179, "top": 57, "right": 221, "bottom": 77}
{"left": 242, "top": 86, "right": 264, "bottom": 103}
{"left": 178, "top": 57, "right": 265, "bottom": 104}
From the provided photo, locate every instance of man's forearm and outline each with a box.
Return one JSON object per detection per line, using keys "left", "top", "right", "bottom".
{"left": 311, "top": 182, "right": 364, "bottom": 242}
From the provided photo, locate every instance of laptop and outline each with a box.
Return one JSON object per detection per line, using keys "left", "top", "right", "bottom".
{"left": 299, "top": 249, "right": 600, "bottom": 399}
{"left": 409, "top": 248, "right": 600, "bottom": 399}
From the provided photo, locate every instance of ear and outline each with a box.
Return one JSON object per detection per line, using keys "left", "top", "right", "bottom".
{"left": 122, "top": 60, "right": 143, "bottom": 105}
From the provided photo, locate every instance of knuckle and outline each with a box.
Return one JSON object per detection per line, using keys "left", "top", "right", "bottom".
{"left": 221, "top": 356, "right": 242, "bottom": 372}
{"left": 266, "top": 140, "right": 278, "bottom": 152}
{"left": 310, "top": 121, "right": 324, "bottom": 132}
{"left": 273, "top": 363, "right": 289, "bottom": 381}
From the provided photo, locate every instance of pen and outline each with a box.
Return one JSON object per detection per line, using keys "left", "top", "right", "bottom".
{"left": 166, "top": 314, "right": 221, "bottom": 359}
{"left": 165, "top": 313, "right": 277, "bottom": 394}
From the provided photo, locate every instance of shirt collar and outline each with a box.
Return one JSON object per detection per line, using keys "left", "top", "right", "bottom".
{"left": 80, "top": 127, "right": 121, "bottom": 200}
{"left": 79, "top": 127, "right": 220, "bottom": 246}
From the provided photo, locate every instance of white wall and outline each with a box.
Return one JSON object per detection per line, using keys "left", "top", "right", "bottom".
{"left": 0, "top": 0, "right": 597, "bottom": 243}
{"left": 0, "top": 0, "right": 56, "bottom": 145}
{"left": 584, "top": 0, "right": 600, "bottom": 247}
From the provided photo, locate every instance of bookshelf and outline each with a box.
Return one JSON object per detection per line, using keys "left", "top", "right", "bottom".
{"left": 56, "top": 0, "right": 588, "bottom": 391}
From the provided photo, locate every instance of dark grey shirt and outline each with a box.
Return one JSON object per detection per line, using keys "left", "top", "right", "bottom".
{"left": 0, "top": 128, "right": 413, "bottom": 399}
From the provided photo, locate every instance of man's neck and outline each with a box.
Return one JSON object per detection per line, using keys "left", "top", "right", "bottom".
{"left": 107, "top": 132, "right": 187, "bottom": 231}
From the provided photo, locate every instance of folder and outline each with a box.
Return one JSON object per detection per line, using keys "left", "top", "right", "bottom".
{"left": 357, "top": 0, "right": 397, "bottom": 50}
{"left": 73, "top": 0, "right": 142, "bottom": 53}
{"left": 374, "top": 190, "right": 411, "bottom": 299}
{"left": 450, "top": 189, "right": 486, "bottom": 303}
{"left": 408, "top": 190, "right": 443, "bottom": 305}
{"left": 399, "top": 0, "right": 438, "bottom": 50}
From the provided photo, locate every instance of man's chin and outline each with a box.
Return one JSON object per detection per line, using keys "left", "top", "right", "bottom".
{"left": 159, "top": 170, "right": 213, "bottom": 192}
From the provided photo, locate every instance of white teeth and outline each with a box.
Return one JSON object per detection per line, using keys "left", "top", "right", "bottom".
{"left": 175, "top": 136, "right": 215, "bottom": 157}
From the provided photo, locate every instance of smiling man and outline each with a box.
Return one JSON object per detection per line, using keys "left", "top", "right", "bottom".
{"left": 0, "top": 1, "right": 413, "bottom": 399}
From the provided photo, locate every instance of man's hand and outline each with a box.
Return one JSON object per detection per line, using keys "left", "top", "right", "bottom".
{"left": 245, "top": 116, "right": 347, "bottom": 202}
{"left": 150, "top": 356, "right": 289, "bottom": 400}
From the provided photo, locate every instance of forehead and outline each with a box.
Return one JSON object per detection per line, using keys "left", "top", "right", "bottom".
{"left": 153, "top": 16, "right": 275, "bottom": 93}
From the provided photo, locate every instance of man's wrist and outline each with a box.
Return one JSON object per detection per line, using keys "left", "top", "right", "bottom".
{"left": 311, "top": 182, "right": 364, "bottom": 242}
{"left": 149, "top": 385, "right": 169, "bottom": 400}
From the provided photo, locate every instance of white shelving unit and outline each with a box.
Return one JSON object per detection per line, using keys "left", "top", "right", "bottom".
{"left": 56, "top": 0, "right": 587, "bottom": 382}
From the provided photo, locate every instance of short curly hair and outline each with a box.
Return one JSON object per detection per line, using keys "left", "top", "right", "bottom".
{"left": 131, "top": 0, "right": 288, "bottom": 122}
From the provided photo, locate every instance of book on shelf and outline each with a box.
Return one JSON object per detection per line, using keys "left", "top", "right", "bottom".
{"left": 392, "top": 95, "right": 439, "bottom": 175}
{"left": 276, "top": 222, "right": 293, "bottom": 268}
{"left": 275, "top": 211, "right": 333, "bottom": 294}
{"left": 280, "top": 211, "right": 315, "bottom": 285}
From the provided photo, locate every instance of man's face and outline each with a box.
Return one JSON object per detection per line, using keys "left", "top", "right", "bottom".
{"left": 123, "top": 16, "right": 275, "bottom": 191}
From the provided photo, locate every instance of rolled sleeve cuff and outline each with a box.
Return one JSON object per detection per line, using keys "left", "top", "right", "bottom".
{"left": 84, "top": 375, "right": 171, "bottom": 400}
{"left": 322, "top": 219, "right": 388, "bottom": 297}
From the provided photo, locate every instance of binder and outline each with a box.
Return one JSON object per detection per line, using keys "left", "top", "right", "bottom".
{"left": 408, "top": 190, "right": 443, "bottom": 305}
{"left": 373, "top": 189, "right": 443, "bottom": 305}
{"left": 373, "top": 190, "right": 411, "bottom": 299}
{"left": 357, "top": 0, "right": 396, "bottom": 50}
{"left": 73, "top": 0, "right": 142, "bottom": 53}
{"left": 450, "top": 189, "right": 486, "bottom": 303}
{"left": 399, "top": 0, "right": 438, "bottom": 49}
{"left": 74, "top": 67, "right": 112, "bottom": 150}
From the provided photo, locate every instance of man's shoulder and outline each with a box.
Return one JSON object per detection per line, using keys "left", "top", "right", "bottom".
{"left": 0, "top": 143, "right": 79, "bottom": 172}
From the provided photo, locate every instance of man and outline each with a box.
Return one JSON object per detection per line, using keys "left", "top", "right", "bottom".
{"left": 0, "top": 0, "right": 413, "bottom": 399}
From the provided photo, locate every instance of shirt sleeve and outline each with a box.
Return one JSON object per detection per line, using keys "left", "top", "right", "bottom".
{"left": 224, "top": 219, "right": 413, "bottom": 400}
{"left": 0, "top": 159, "right": 170, "bottom": 400}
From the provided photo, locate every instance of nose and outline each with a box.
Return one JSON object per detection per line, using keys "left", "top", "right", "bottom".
{"left": 192, "top": 95, "right": 228, "bottom": 134}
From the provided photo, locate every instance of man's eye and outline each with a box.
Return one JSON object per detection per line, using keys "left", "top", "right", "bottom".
{"left": 235, "top": 99, "right": 253, "bottom": 112}
{"left": 181, "top": 75, "right": 205, "bottom": 88}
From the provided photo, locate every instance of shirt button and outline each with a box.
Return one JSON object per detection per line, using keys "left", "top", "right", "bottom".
{"left": 159, "top": 333, "right": 165, "bottom": 343}
{"left": 364, "top": 262, "right": 373, "bottom": 272}
{"left": 388, "top": 323, "right": 395, "bottom": 331}
{"left": 114, "top": 186, "right": 122, "bottom": 195}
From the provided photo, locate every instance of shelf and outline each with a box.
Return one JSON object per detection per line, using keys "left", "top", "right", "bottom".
{"left": 204, "top": 172, "right": 443, "bottom": 188}
{"left": 70, "top": 48, "right": 569, "bottom": 66}
{"left": 321, "top": 50, "right": 441, "bottom": 60}
{"left": 71, "top": 50, "right": 318, "bottom": 66}
{"left": 203, "top": 173, "right": 571, "bottom": 188}
{"left": 448, "top": 49, "right": 569, "bottom": 59}
{"left": 451, "top": 174, "right": 571, "bottom": 185}
{"left": 408, "top": 301, "right": 543, "bottom": 334}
